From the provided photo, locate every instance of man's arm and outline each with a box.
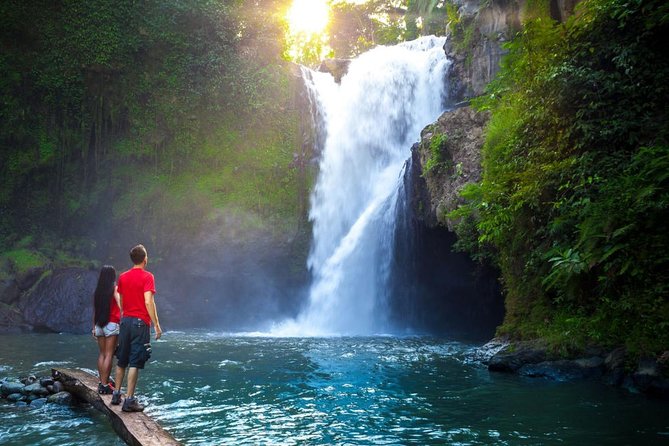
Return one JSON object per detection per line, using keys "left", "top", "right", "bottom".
{"left": 144, "top": 291, "right": 162, "bottom": 340}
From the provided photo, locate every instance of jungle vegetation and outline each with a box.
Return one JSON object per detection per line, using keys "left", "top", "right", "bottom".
{"left": 0, "top": 0, "right": 303, "bottom": 265}
{"left": 452, "top": 0, "right": 669, "bottom": 355}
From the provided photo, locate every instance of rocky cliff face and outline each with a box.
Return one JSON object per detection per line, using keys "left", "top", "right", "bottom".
{"left": 446, "top": 0, "right": 579, "bottom": 103}
{"left": 409, "top": 106, "right": 489, "bottom": 230}
{"left": 445, "top": 0, "right": 521, "bottom": 102}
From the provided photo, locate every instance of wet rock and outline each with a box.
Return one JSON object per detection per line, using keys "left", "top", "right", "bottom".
{"left": 604, "top": 347, "right": 626, "bottom": 370}
{"left": 39, "top": 378, "right": 54, "bottom": 388}
{"left": 488, "top": 342, "right": 547, "bottom": 372}
{"left": 47, "top": 391, "right": 73, "bottom": 406}
{"left": 51, "top": 381, "right": 64, "bottom": 394}
{"left": 1, "top": 381, "right": 25, "bottom": 396}
{"left": 470, "top": 337, "right": 509, "bottom": 364}
{"left": 30, "top": 397, "right": 47, "bottom": 408}
{"left": 518, "top": 357, "right": 605, "bottom": 381}
{"left": 7, "top": 393, "right": 25, "bottom": 402}
{"left": 15, "top": 401, "right": 28, "bottom": 408}
{"left": 631, "top": 358, "right": 669, "bottom": 397}
{"left": 20, "top": 375, "right": 37, "bottom": 385}
{"left": 603, "top": 347, "right": 627, "bottom": 386}
{"left": 22, "top": 383, "right": 49, "bottom": 396}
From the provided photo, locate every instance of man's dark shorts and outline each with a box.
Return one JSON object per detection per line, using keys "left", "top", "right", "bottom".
{"left": 116, "top": 317, "right": 151, "bottom": 369}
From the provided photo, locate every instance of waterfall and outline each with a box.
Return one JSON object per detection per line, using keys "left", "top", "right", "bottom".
{"left": 278, "top": 36, "right": 449, "bottom": 336}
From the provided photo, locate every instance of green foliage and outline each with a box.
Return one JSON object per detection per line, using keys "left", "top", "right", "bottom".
{"left": 455, "top": 0, "right": 669, "bottom": 355}
{"left": 0, "top": 0, "right": 306, "bottom": 257}
{"left": 1, "top": 249, "right": 49, "bottom": 275}
{"left": 445, "top": 2, "right": 476, "bottom": 53}
{"left": 422, "top": 131, "right": 448, "bottom": 175}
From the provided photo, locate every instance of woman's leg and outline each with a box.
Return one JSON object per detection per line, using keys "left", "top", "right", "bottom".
{"left": 97, "top": 336, "right": 106, "bottom": 383}
{"left": 101, "top": 335, "right": 118, "bottom": 385}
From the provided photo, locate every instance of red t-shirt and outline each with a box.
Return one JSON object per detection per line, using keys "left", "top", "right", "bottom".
{"left": 117, "top": 267, "right": 156, "bottom": 326}
{"left": 109, "top": 292, "right": 121, "bottom": 324}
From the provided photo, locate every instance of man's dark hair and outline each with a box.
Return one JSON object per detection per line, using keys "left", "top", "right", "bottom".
{"left": 130, "top": 244, "right": 147, "bottom": 265}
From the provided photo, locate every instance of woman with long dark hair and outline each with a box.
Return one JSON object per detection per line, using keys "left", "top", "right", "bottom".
{"left": 92, "top": 265, "right": 122, "bottom": 394}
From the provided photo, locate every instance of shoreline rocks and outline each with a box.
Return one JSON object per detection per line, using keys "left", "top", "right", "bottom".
{"left": 1, "top": 374, "right": 75, "bottom": 408}
{"left": 479, "top": 338, "right": 669, "bottom": 399}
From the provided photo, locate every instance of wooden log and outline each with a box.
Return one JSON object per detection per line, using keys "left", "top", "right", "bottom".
{"left": 52, "top": 368, "right": 181, "bottom": 446}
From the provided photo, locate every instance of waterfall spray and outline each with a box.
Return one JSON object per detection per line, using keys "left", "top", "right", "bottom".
{"left": 278, "top": 36, "right": 449, "bottom": 335}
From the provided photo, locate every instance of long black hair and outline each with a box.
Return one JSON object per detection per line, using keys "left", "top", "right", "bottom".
{"left": 93, "top": 265, "right": 116, "bottom": 326}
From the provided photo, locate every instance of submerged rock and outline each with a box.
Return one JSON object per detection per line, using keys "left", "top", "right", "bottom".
{"left": 518, "top": 357, "right": 605, "bottom": 381}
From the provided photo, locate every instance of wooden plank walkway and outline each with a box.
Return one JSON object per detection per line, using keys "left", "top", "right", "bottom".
{"left": 52, "top": 368, "right": 181, "bottom": 446}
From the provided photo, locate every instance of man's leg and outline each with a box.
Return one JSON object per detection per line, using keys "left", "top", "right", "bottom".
{"left": 114, "top": 365, "right": 126, "bottom": 391}
{"left": 126, "top": 367, "right": 139, "bottom": 398}
{"left": 110, "top": 365, "right": 125, "bottom": 405}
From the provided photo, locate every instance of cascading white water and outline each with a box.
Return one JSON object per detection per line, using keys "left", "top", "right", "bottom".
{"left": 278, "top": 36, "right": 449, "bottom": 336}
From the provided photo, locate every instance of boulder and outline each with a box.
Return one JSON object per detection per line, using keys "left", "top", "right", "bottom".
{"left": 6, "top": 393, "right": 25, "bottom": 402}
{"left": 603, "top": 347, "right": 627, "bottom": 386}
{"left": 20, "top": 375, "right": 37, "bottom": 385}
{"left": 18, "top": 268, "right": 97, "bottom": 334}
{"left": 22, "top": 382, "right": 49, "bottom": 396}
{"left": 47, "top": 391, "right": 74, "bottom": 406}
{"left": 470, "top": 337, "right": 510, "bottom": 364}
{"left": 1, "top": 381, "right": 25, "bottom": 396}
{"left": 30, "top": 397, "right": 47, "bottom": 408}
{"left": 51, "top": 381, "right": 64, "bottom": 394}
{"left": 631, "top": 358, "right": 669, "bottom": 397}
{"left": 488, "top": 342, "right": 548, "bottom": 372}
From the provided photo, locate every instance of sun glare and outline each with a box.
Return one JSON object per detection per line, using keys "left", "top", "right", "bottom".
{"left": 287, "top": 0, "right": 330, "bottom": 35}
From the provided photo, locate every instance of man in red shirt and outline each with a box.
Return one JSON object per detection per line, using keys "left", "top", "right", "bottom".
{"left": 111, "top": 244, "right": 163, "bottom": 412}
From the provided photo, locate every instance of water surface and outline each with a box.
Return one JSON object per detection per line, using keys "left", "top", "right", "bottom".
{"left": 1, "top": 332, "right": 668, "bottom": 445}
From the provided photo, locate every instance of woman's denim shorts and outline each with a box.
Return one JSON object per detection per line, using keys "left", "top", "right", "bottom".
{"left": 94, "top": 321, "right": 120, "bottom": 337}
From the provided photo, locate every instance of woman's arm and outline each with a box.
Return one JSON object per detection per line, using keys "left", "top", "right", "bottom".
{"left": 114, "top": 285, "right": 122, "bottom": 313}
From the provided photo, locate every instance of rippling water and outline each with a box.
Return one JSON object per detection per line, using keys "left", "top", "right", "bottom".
{"left": 1, "top": 332, "right": 668, "bottom": 445}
